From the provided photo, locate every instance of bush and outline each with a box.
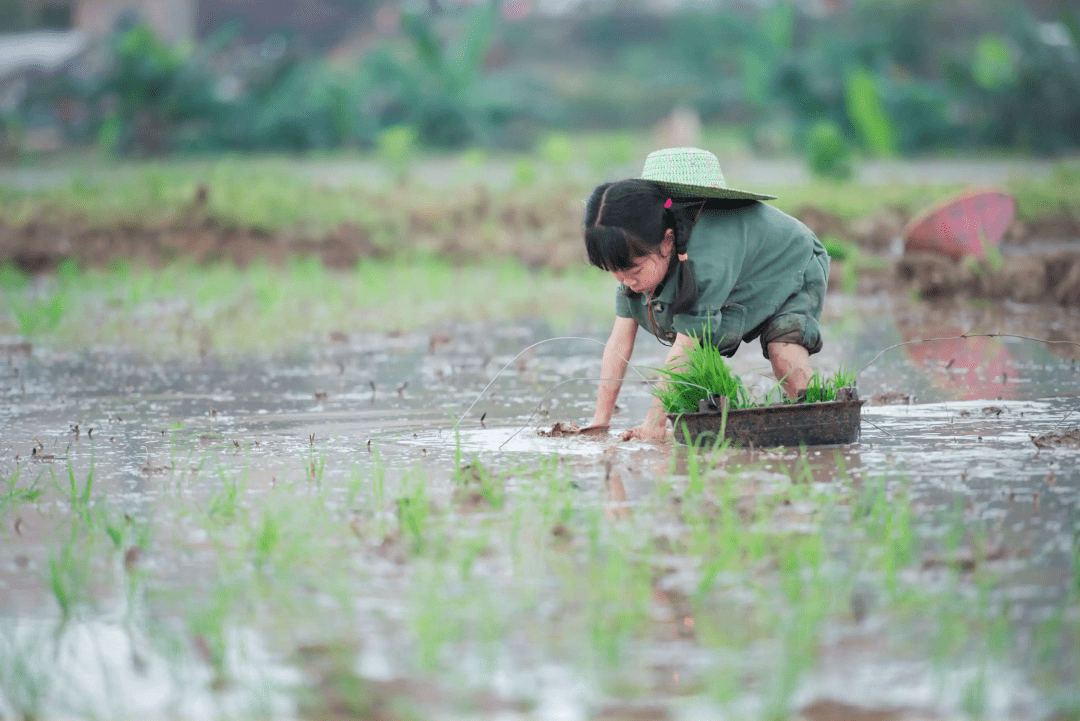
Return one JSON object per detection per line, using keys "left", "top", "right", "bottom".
{"left": 805, "top": 121, "right": 854, "bottom": 181}
{"left": 23, "top": 2, "right": 552, "bottom": 155}
{"left": 13, "top": 0, "right": 1080, "bottom": 157}
{"left": 821, "top": 237, "right": 855, "bottom": 262}
{"left": 375, "top": 125, "right": 418, "bottom": 166}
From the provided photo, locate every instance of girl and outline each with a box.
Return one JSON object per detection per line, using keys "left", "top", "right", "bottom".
{"left": 582, "top": 147, "right": 830, "bottom": 441}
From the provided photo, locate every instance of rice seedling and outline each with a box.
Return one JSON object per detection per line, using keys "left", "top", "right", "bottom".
{"left": 801, "top": 365, "right": 857, "bottom": 404}
{"left": 0, "top": 624, "right": 53, "bottom": 721}
{"left": 655, "top": 336, "right": 856, "bottom": 413}
{"left": 185, "top": 582, "right": 248, "bottom": 690}
{"left": 101, "top": 511, "right": 128, "bottom": 551}
{"left": 0, "top": 300, "right": 1074, "bottom": 719}
{"left": 654, "top": 333, "right": 749, "bottom": 414}
{"left": 50, "top": 457, "right": 94, "bottom": 526}
{"left": 396, "top": 471, "right": 430, "bottom": 554}
{"left": 47, "top": 539, "right": 93, "bottom": 622}
{"left": 0, "top": 467, "right": 44, "bottom": 515}
{"left": 10, "top": 293, "right": 67, "bottom": 337}
{"left": 207, "top": 464, "right": 248, "bottom": 523}
{"left": 253, "top": 513, "right": 280, "bottom": 570}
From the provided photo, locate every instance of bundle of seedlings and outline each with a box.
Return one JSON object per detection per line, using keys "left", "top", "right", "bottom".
{"left": 801, "top": 367, "right": 857, "bottom": 403}
{"left": 653, "top": 333, "right": 749, "bottom": 415}
{"left": 655, "top": 335, "right": 856, "bottom": 414}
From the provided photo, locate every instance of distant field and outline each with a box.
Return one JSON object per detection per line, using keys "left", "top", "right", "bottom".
{"left": 0, "top": 142, "right": 1077, "bottom": 273}
{"left": 1, "top": 144, "right": 1078, "bottom": 350}
{"left": 0, "top": 258, "right": 615, "bottom": 353}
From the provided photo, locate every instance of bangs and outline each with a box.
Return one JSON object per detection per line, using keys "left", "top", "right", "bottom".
{"left": 584, "top": 226, "right": 651, "bottom": 272}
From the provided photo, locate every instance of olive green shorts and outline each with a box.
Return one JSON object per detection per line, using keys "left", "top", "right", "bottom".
{"left": 750, "top": 247, "right": 830, "bottom": 360}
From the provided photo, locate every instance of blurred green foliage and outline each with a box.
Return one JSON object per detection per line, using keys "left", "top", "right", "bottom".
{"left": 973, "top": 36, "right": 1018, "bottom": 90}
{"left": 805, "top": 121, "right": 853, "bottom": 180}
{"left": 7, "top": 0, "right": 1080, "bottom": 157}
{"left": 375, "top": 125, "right": 419, "bottom": 166}
{"left": 844, "top": 68, "right": 897, "bottom": 158}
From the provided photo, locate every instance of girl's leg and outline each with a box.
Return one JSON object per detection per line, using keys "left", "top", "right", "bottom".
{"left": 768, "top": 341, "right": 811, "bottom": 399}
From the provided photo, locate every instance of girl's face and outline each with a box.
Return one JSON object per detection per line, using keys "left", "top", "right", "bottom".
{"left": 612, "top": 231, "right": 674, "bottom": 294}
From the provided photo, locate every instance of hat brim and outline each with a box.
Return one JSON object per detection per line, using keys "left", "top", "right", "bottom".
{"left": 649, "top": 179, "right": 777, "bottom": 202}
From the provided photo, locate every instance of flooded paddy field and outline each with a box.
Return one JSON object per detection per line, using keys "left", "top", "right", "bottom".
{"left": 1, "top": 295, "right": 1079, "bottom": 720}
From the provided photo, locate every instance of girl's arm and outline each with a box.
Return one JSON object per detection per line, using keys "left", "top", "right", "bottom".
{"left": 620, "top": 332, "right": 697, "bottom": 442}
{"left": 585, "top": 316, "right": 639, "bottom": 430}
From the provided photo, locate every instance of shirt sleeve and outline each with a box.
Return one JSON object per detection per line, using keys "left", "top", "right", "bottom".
{"left": 614, "top": 284, "right": 633, "bottom": 318}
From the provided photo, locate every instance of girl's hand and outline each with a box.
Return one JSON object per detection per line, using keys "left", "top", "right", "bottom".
{"left": 577, "top": 423, "right": 610, "bottom": 437}
{"left": 619, "top": 422, "right": 669, "bottom": 442}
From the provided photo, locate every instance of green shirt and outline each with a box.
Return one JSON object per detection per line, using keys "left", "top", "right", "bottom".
{"left": 614, "top": 201, "right": 826, "bottom": 351}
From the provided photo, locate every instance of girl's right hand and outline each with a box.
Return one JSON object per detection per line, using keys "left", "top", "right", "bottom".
{"left": 619, "top": 423, "right": 669, "bottom": 442}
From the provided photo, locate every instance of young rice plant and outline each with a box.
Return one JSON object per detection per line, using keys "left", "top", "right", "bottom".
{"left": 654, "top": 333, "right": 748, "bottom": 414}
{"left": 655, "top": 336, "right": 856, "bottom": 413}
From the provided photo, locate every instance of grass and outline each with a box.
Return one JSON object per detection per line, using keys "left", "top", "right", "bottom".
{"left": 773, "top": 161, "right": 1080, "bottom": 224}
{"left": 0, "top": 151, "right": 1076, "bottom": 352}
{"left": 0, "top": 152, "right": 1076, "bottom": 265}
{"left": 0, "top": 257, "right": 616, "bottom": 353}
{"left": 10, "top": 294, "right": 66, "bottom": 337}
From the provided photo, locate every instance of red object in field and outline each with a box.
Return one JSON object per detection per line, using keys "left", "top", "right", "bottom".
{"left": 903, "top": 189, "right": 1016, "bottom": 261}
{"left": 905, "top": 334, "right": 1017, "bottom": 401}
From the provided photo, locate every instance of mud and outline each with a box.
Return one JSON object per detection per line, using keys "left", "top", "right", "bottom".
{"left": 1030, "top": 428, "right": 1080, "bottom": 449}
{"left": 0, "top": 219, "right": 387, "bottom": 273}
{"left": 538, "top": 421, "right": 587, "bottom": 437}
{"left": 1, "top": 296, "right": 1079, "bottom": 719}
{"left": 896, "top": 249, "right": 1080, "bottom": 306}
{"left": 537, "top": 421, "right": 609, "bottom": 437}
{"left": 2, "top": 202, "right": 1076, "bottom": 277}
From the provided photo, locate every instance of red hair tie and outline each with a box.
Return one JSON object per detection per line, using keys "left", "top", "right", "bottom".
{"left": 664, "top": 198, "right": 672, "bottom": 209}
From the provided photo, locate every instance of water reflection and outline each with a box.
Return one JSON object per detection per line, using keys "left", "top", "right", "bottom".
{"left": 0, "top": 618, "right": 297, "bottom": 719}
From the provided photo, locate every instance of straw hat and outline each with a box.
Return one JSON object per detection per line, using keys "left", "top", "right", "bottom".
{"left": 641, "top": 147, "right": 777, "bottom": 201}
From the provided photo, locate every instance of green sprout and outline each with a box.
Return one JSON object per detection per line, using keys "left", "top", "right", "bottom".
{"left": 655, "top": 333, "right": 856, "bottom": 413}
{"left": 801, "top": 366, "right": 857, "bottom": 404}
{"left": 654, "top": 332, "right": 748, "bottom": 414}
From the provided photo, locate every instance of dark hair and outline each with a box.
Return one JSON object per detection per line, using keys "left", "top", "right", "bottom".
{"left": 584, "top": 179, "right": 705, "bottom": 316}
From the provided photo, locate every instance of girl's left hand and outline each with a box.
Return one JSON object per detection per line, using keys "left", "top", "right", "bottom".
{"left": 619, "top": 423, "right": 669, "bottom": 442}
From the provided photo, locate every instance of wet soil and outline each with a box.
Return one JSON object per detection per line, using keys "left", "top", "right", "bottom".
{"left": 1030, "top": 428, "right": 1080, "bottom": 449}
{"left": 0, "top": 219, "right": 388, "bottom": 273}
{"left": 1, "top": 293, "right": 1079, "bottom": 719}
{"left": 896, "top": 248, "right": 1080, "bottom": 307}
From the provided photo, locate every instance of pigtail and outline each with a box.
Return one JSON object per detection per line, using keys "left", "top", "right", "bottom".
{"left": 665, "top": 200, "right": 701, "bottom": 316}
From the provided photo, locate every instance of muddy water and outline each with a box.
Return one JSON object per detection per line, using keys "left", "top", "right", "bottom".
{"left": 1, "top": 295, "right": 1079, "bottom": 720}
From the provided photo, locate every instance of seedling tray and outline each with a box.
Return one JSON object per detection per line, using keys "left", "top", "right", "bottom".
{"left": 669, "top": 396, "right": 865, "bottom": 448}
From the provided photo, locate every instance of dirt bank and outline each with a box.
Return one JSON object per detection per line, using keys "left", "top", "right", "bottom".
{"left": 0, "top": 220, "right": 388, "bottom": 272}
{"left": 2, "top": 203, "right": 1078, "bottom": 306}
{"left": 796, "top": 206, "right": 1080, "bottom": 253}
{"left": 896, "top": 250, "right": 1080, "bottom": 306}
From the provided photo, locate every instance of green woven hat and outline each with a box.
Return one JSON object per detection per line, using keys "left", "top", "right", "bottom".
{"left": 641, "top": 147, "right": 777, "bottom": 201}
